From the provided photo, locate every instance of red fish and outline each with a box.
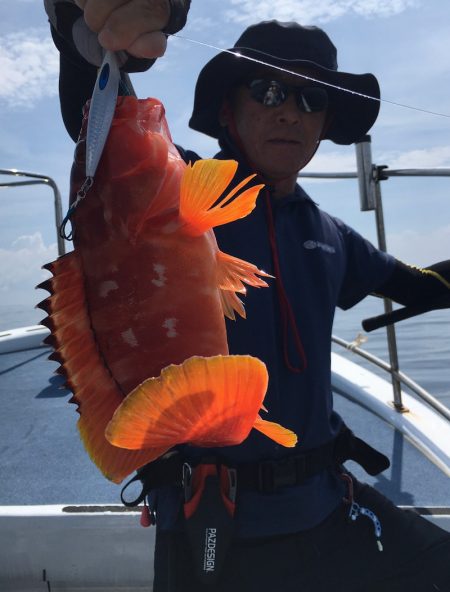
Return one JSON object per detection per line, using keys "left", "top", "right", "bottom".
{"left": 39, "top": 97, "right": 297, "bottom": 484}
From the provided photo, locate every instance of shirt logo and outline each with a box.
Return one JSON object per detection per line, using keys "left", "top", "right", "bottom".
{"left": 303, "top": 240, "right": 336, "bottom": 254}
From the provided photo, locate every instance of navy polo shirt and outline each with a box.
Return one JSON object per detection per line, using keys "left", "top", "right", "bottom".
{"left": 153, "top": 149, "right": 396, "bottom": 537}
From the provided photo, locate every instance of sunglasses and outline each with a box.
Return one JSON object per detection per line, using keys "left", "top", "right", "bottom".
{"left": 247, "top": 79, "right": 329, "bottom": 113}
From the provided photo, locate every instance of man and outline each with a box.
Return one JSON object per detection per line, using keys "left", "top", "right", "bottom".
{"left": 45, "top": 1, "right": 450, "bottom": 590}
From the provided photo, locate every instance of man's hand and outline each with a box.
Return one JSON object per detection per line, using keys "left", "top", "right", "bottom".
{"left": 74, "top": 0, "right": 171, "bottom": 59}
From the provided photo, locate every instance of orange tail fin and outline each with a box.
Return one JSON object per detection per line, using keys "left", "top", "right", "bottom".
{"left": 179, "top": 159, "right": 264, "bottom": 236}
{"left": 105, "top": 354, "right": 297, "bottom": 450}
{"left": 38, "top": 252, "right": 168, "bottom": 483}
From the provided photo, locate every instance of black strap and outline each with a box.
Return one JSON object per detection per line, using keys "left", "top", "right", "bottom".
{"left": 236, "top": 440, "right": 336, "bottom": 493}
{"left": 121, "top": 451, "right": 184, "bottom": 507}
{"left": 120, "top": 426, "right": 390, "bottom": 503}
{"left": 235, "top": 426, "right": 389, "bottom": 493}
{"left": 334, "top": 428, "right": 390, "bottom": 476}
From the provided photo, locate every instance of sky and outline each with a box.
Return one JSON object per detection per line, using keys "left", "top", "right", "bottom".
{"left": 0, "top": 0, "right": 449, "bottom": 311}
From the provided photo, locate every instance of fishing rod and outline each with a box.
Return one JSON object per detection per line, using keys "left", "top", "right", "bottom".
{"left": 362, "top": 294, "right": 450, "bottom": 332}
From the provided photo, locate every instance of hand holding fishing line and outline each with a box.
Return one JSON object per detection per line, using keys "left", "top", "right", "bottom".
{"left": 60, "top": 0, "right": 174, "bottom": 239}
{"left": 75, "top": 0, "right": 170, "bottom": 58}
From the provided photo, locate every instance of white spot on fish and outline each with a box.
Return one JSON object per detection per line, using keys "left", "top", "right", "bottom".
{"left": 199, "top": 285, "right": 216, "bottom": 296}
{"left": 152, "top": 263, "right": 167, "bottom": 288}
{"left": 99, "top": 280, "right": 118, "bottom": 298}
{"left": 162, "top": 318, "right": 178, "bottom": 338}
{"left": 161, "top": 221, "right": 179, "bottom": 234}
{"left": 121, "top": 328, "right": 138, "bottom": 347}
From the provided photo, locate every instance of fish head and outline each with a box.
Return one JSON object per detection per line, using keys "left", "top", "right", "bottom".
{"left": 71, "top": 97, "right": 185, "bottom": 242}
{"left": 74, "top": 97, "right": 171, "bottom": 181}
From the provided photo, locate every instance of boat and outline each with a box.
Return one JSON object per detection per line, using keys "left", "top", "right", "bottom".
{"left": 1, "top": 140, "right": 449, "bottom": 591}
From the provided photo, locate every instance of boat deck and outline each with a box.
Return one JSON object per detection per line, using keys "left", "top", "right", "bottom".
{"left": 1, "top": 345, "right": 449, "bottom": 508}
{"left": 1, "top": 343, "right": 449, "bottom": 592}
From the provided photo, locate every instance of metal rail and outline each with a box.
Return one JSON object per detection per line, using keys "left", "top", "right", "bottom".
{"left": 299, "top": 172, "right": 358, "bottom": 179}
{"left": 332, "top": 335, "right": 450, "bottom": 422}
{"left": 299, "top": 169, "right": 450, "bottom": 180}
{"left": 382, "top": 168, "right": 450, "bottom": 178}
{"left": 0, "top": 168, "right": 65, "bottom": 256}
{"left": 300, "top": 137, "right": 449, "bottom": 412}
{"left": 2, "top": 158, "right": 448, "bottom": 415}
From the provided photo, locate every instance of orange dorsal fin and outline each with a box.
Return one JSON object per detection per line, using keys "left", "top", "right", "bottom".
{"left": 38, "top": 251, "right": 168, "bottom": 483}
{"left": 216, "top": 250, "right": 272, "bottom": 319}
{"left": 106, "top": 354, "right": 296, "bottom": 450}
{"left": 253, "top": 415, "right": 298, "bottom": 448}
{"left": 179, "top": 159, "right": 264, "bottom": 236}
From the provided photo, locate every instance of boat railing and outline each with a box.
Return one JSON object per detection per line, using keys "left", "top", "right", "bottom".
{"left": 0, "top": 168, "right": 66, "bottom": 257}
{"left": 331, "top": 334, "right": 450, "bottom": 422}
{"left": 300, "top": 136, "right": 450, "bottom": 414}
{"left": 2, "top": 158, "right": 448, "bottom": 418}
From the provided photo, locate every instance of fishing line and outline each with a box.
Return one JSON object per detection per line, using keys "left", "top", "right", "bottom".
{"left": 169, "top": 33, "right": 450, "bottom": 120}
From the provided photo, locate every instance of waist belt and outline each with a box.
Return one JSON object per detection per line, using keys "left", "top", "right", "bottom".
{"left": 121, "top": 425, "right": 390, "bottom": 507}
{"left": 236, "top": 440, "right": 336, "bottom": 493}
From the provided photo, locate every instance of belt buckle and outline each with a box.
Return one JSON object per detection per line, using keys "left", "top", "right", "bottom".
{"left": 258, "top": 457, "right": 299, "bottom": 493}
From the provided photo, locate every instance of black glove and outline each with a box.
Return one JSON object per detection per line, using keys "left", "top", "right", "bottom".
{"left": 362, "top": 259, "right": 450, "bottom": 332}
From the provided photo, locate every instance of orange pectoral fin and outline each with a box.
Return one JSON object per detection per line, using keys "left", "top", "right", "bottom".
{"left": 253, "top": 415, "right": 298, "bottom": 448}
{"left": 216, "top": 250, "right": 272, "bottom": 319}
{"left": 179, "top": 159, "right": 264, "bottom": 236}
{"left": 219, "top": 289, "right": 245, "bottom": 321}
{"left": 105, "top": 354, "right": 269, "bottom": 450}
{"left": 217, "top": 250, "right": 272, "bottom": 292}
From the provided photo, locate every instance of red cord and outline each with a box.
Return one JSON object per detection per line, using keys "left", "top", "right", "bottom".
{"left": 223, "top": 104, "right": 308, "bottom": 372}
{"left": 264, "top": 190, "right": 308, "bottom": 373}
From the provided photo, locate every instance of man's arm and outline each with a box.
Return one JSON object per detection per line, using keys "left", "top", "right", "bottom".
{"left": 335, "top": 218, "right": 450, "bottom": 327}
{"left": 375, "top": 259, "right": 450, "bottom": 307}
{"left": 44, "top": 0, "right": 191, "bottom": 139}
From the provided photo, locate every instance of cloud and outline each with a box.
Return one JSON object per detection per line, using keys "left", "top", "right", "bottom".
{"left": 0, "top": 233, "right": 58, "bottom": 305}
{"left": 0, "top": 29, "right": 59, "bottom": 108}
{"left": 303, "top": 149, "right": 356, "bottom": 173}
{"left": 225, "top": 0, "right": 419, "bottom": 25}
{"left": 387, "top": 225, "right": 450, "bottom": 266}
{"left": 299, "top": 144, "right": 450, "bottom": 182}
{"left": 298, "top": 148, "right": 357, "bottom": 183}
{"left": 184, "top": 16, "right": 215, "bottom": 33}
{"left": 380, "top": 145, "right": 450, "bottom": 169}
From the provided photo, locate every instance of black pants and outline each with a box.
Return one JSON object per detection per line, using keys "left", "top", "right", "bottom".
{"left": 153, "top": 478, "right": 450, "bottom": 591}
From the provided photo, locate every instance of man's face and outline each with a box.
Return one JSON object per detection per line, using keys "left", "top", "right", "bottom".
{"left": 224, "top": 68, "right": 329, "bottom": 183}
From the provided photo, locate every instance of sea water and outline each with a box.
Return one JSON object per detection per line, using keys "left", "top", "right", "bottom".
{"left": 0, "top": 298, "right": 449, "bottom": 408}
{"left": 333, "top": 296, "right": 450, "bottom": 408}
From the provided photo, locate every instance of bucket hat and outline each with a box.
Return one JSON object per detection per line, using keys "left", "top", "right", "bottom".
{"left": 189, "top": 20, "right": 380, "bottom": 145}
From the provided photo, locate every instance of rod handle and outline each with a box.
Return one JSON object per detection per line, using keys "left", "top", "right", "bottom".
{"left": 362, "top": 295, "right": 449, "bottom": 332}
